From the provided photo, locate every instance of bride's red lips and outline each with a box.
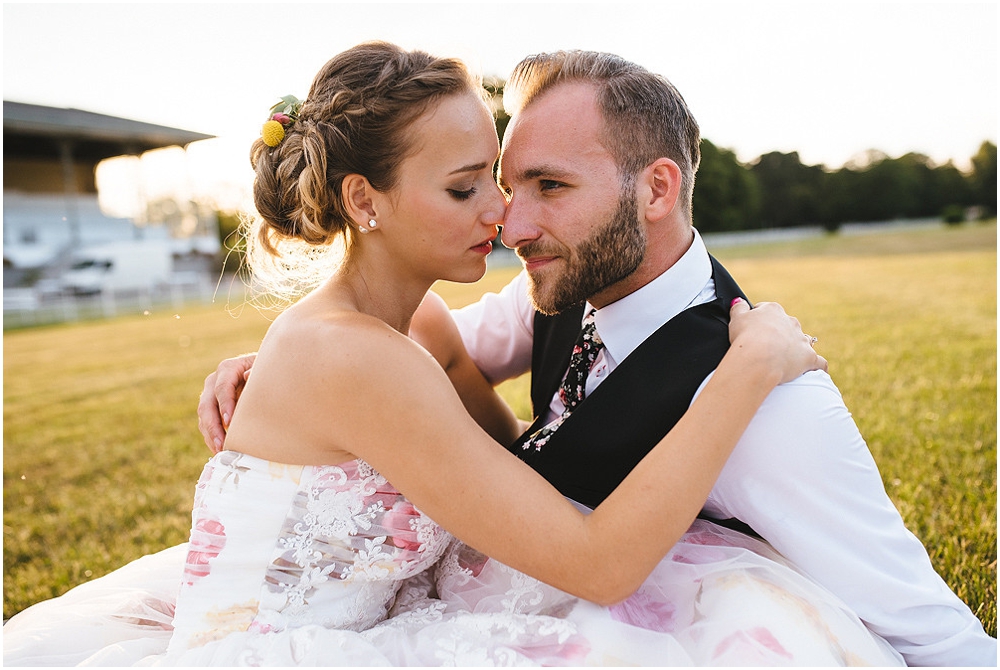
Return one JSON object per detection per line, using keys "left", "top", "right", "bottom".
{"left": 470, "top": 239, "right": 493, "bottom": 254}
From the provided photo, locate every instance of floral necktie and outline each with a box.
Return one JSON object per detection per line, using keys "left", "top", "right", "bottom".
{"left": 522, "top": 309, "right": 604, "bottom": 452}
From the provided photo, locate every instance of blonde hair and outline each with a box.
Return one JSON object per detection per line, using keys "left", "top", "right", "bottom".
{"left": 244, "top": 41, "right": 480, "bottom": 299}
{"left": 504, "top": 51, "right": 701, "bottom": 217}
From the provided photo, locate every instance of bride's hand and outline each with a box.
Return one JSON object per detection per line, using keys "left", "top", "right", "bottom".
{"left": 729, "top": 298, "right": 828, "bottom": 384}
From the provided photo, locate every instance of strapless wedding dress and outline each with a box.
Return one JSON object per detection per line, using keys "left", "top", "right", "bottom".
{"left": 4, "top": 450, "right": 903, "bottom": 666}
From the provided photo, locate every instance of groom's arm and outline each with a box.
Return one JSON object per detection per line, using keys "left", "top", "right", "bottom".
{"left": 703, "top": 371, "right": 996, "bottom": 666}
{"left": 450, "top": 270, "right": 535, "bottom": 385}
{"left": 410, "top": 292, "right": 522, "bottom": 445}
{"left": 198, "top": 353, "right": 256, "bottom": 452}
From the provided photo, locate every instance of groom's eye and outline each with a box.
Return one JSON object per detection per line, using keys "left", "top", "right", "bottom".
{"left": 539, "top": 180, "right": 563, "bottom": 192}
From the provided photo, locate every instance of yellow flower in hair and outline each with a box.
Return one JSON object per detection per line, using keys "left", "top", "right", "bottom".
{"left": 261, "top": 120, "right": 285, "bottom": 147}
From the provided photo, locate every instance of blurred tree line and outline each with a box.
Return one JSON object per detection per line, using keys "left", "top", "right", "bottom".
{"left": 694, "top": 140, "right": 996, "bottom": 233}
{"left": 215, "top": 82, "right": 997, "bottom": 268}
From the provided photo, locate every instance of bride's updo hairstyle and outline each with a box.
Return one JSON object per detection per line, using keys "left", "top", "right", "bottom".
{"left": 244, "top": 42, "right": 481, "bottom": 298}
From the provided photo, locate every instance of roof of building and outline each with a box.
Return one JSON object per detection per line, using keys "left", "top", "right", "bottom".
{"left": 3, "top": 100, "right": 215, "bottom": 162}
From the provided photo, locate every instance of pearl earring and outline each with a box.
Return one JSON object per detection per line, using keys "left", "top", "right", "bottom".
{"left": 367, "top": 219, "right": 378, "bottom": 230}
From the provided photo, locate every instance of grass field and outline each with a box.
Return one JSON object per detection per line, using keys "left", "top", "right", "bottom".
{"left": 4, "top": 221, "right": 996, "bottom": 635}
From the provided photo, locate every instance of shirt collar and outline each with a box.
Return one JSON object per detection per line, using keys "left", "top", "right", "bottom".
{"left": 590, "top": 228, "right": 712, "bottom": 366}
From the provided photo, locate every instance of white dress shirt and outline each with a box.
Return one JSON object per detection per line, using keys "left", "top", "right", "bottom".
{"left": 450, "top": 229, "right": 996, "bottom": 666}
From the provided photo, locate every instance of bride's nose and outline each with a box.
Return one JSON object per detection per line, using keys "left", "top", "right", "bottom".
{"left": 481, "top": 185, "right": 507, "bottom": 226}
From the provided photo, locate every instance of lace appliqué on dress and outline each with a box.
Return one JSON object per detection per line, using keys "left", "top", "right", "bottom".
{"left": 256, "top": 459, "right": 449, "bottom": 632}
{"left": 437, "top": 540, "right": 579, "bottom": 619}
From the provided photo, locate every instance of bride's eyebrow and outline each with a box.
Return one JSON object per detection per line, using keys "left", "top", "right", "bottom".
{"left": 448, "top": 162, "right": 491, "bottom": 176}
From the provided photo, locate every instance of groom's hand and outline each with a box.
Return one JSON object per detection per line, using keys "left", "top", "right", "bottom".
{"left": 197, "top": 354, "right": 257, "bottom": 453}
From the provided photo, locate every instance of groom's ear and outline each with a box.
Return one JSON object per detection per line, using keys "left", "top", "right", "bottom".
{"left": 342, "top": 174, "right": 379, "bottom": 226}
{"left": 640, "top": 157, "right": 682, "bottom": 223}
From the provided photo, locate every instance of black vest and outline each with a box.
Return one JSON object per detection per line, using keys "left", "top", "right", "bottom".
{"left": 508, "top": 256, "right": 749, "bottom": 510}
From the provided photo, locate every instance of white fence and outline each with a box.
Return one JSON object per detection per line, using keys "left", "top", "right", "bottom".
{"left": 3, "top": 278, "right": 221, "bottom": 330}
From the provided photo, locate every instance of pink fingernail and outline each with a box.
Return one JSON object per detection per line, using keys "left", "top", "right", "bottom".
{"left": 730, "top": 297, "right": 743, "bottom": 307}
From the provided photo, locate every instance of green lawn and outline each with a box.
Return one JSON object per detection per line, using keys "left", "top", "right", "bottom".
{"left": 4, "top": 221, "right": 996, "bottom": 635}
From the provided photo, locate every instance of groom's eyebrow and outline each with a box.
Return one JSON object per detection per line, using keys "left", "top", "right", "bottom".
{"left": 521, "top": 165, "right": 574, "bottom": 181}
{"left": 496, "top": 164, "right": 573, "bottom": 190}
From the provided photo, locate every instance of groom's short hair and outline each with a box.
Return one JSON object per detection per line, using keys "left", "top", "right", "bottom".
{"left": 504, "top": 51, "right": 701, "bottom": 217}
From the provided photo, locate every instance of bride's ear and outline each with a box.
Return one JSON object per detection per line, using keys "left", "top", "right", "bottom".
{"left": 342, "top": 174, "right": 379, "bottom": 227}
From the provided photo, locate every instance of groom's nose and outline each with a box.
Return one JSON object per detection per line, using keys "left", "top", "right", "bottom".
{"left": 499, "top": 192, "right": 541, "bottom": 249}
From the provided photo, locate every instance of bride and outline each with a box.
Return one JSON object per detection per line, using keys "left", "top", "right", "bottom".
{"left": 4, "top": 42, "right": 902, "bottom": 666}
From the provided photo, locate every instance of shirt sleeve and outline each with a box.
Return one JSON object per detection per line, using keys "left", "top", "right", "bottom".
{"left": 702, "top": 370, "right": 996, "bottom": 667}
{"left": 450, "top": 270, "right": 535, "bottom": 385}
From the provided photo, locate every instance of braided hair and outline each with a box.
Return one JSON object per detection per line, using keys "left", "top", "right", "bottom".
{"left": 244, "top": 42, "right": 480, "bottom": 296}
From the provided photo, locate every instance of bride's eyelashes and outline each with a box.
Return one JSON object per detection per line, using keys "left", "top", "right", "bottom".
{"left": 448, "top": 186, "right": 478, "bottom": 201}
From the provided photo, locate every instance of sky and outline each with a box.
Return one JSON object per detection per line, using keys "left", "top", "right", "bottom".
{"left": 3, "top": 1, "right": 997, "bottom": 215}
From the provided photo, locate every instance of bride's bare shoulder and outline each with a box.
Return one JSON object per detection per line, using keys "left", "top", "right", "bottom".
{"left": 261, "top": 303, "right": 436, "bottom": 381}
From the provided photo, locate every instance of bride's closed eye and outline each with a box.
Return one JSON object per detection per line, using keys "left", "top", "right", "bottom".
{"left": 448, "top": 186, "right": 478, "bottom": 201}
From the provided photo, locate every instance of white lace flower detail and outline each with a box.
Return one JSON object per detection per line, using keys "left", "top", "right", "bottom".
{"left": 500, "top": 567, "right": 547, "bottom": 614}
{"left": 342, "top": 536, "right": 397, "bottom": 582}
{"left": 304, "top": 487, "right": 380, "bottom": 539}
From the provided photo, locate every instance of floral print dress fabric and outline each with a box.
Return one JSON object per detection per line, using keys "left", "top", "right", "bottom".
{"left": 3, "top": 450, "right": 904, "bottom": 666}
{"left": 167, "top": 452, "right": 450, "bottom": 655}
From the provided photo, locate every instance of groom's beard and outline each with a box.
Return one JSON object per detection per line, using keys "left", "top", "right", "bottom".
{"left": 520, "top": 188, "right": 646, "bottom": 316}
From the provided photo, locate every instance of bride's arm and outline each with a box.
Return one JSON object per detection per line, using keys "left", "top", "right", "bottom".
{"left": 308, "top": 299, "right": 823, "bottom": 606}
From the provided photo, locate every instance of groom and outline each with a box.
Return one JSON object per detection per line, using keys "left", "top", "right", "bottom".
{"left": 456, "top": 53, "right": 995, "bottom": 666}
{"left": 200, "top": 51, "right": 995, "bottom": 665}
